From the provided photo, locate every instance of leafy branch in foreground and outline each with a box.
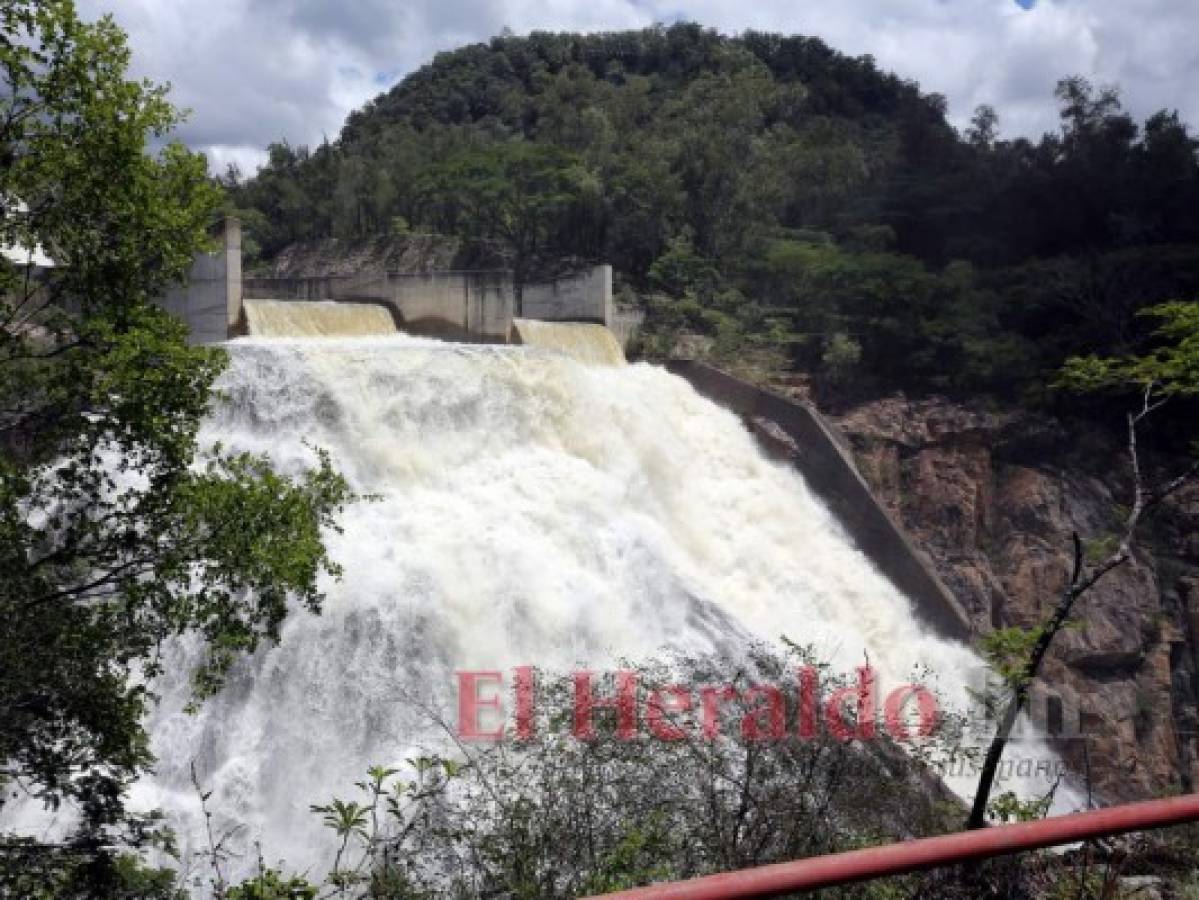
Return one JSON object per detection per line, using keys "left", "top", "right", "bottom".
{"left": 1060, "top": 302, "right": 1199, "bottom": 401}
{"left": 1, "top": 2, "right": 351, "bottom": 892}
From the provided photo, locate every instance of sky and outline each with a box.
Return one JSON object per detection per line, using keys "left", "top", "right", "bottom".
{"left": 75, "top": 0, "right": 1199, "bottom": 176}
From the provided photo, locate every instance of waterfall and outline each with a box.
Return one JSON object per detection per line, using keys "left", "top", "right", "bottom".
{"left": 125, "top": 334, "right": 1071, "bottom": 880}
{"left": 243, "top": 299, "right": 397, "bottom": 337}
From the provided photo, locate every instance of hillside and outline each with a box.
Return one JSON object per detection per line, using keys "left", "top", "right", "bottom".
{"left": 226, "top": 23, "right": 1199, "bottom": 406}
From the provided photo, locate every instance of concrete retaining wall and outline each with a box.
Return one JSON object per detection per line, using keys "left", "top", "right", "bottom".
{"left": 521, "top": 265, "right": 612, "bottom": 323}
{"left": 243, "top": 266, "right": 611, "bottom": 343}
{"left": 152, "top": 227, "right": 615, "bottom": 346}
{"left": 244, "top": 270, "right": 516, "bottom": 341}
{"left": 394, "top": 271, "right": 513, "bottom": 340}
{"left": 665, "top": 360, "right": 973, "bottom": 644}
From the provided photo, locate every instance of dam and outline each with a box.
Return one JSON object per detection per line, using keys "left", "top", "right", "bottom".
{"left": 153, "top": 219, "right": 971, "bottom": 653}
{"left": 156, "top": 218, "right": 628, "bottom": 349}
{"left": 243, "top": 299, "right": 399, "bottom": 338}
{"left": 135, "top": 329, "right": 1015, "bottom": 879}
{"left": 241, "top": 298, "right": 629, "bottom": 366}
{"left": 132, "top": 221, "right": 1073, "bottom": 881}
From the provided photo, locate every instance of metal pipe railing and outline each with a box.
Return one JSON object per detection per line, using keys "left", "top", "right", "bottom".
{"left": 587, "top": 793, "right": 1199, "bottom": 899}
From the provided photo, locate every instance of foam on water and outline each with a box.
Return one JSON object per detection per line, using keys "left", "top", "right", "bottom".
{"left": 108, "top": 334, "right": 1073, "bottom": 877}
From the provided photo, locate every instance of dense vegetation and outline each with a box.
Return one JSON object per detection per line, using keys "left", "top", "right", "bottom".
{"left": 0, "top": 2, "right": 349, "bottom": 892}
{"left": 225, "top": 23, "right": 1199, "bottom": 403}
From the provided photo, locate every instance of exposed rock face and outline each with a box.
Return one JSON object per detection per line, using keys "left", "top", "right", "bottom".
{"left": 263, "top": 234, "right": 505, "bottom": 278}
{"left": 830, "top": 395, "right": 1199, "bottom": 802}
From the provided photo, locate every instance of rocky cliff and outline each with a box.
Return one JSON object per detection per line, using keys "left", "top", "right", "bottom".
{"left": 260, "top": 233, "right": 507, "bottom": 278}
{"left": 828, "top": 396, "right": 1199, "bottom": 803}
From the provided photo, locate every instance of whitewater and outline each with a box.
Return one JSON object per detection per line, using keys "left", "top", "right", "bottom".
{"left": 112, "top": 332, "right": 1070, "bottom": 880}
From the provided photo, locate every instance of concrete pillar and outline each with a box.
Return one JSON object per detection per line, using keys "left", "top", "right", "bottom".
{"left": 223, "top": 218, "right": 242, "bottom": 337}
{"left": 150, "top": 216, "right": 242, "bottom": 344}
{"left": 599, "top": 263, "right": 614, "bottom": 326}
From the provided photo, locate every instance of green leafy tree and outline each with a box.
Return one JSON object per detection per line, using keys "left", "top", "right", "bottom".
{"left": 0, "top": 1, "right": 351, "bottom": 889}
{"left": 418, "top": 142, "right": 601, "bottom": 309}
{"left": 647, "top": 233, "right": 718, "bottom": 298}
{"left": 1062, "top": 301, "right": 1199, "bottom": 398}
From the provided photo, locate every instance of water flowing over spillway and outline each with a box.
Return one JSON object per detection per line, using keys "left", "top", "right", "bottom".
{"left": 131, "top": 334, "right": 1063, "bottom": 879}
{"left": 244, "top": 298, "right": 398, "bottom": 337}
{"left": 511, "top": 317, "right": 627, "bottom": 365}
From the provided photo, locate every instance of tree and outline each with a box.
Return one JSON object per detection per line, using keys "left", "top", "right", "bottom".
{"left": 966, "top": 105, "right": 999, "bottom": 150}
{"left": 0, "top": 2, "right": 350, "bottom": 889}
{"left": 966, "top": 302, "right": 1199, "bottom": 829}
{"left": 418, "top": 142, "right": 601, "bottom": 310}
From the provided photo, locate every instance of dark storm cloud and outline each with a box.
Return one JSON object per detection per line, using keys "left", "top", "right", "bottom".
{"left": 77, "top": 0, "right": 1199, "bottom": 175}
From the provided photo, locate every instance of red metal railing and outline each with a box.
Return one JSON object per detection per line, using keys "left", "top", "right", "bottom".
{"left": 587, "top": 793, "right": 1199, "bottom": 899}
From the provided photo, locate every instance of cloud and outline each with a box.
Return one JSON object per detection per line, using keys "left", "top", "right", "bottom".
{"left": 77, "top": 0, "right": 1199, "bottom": 175}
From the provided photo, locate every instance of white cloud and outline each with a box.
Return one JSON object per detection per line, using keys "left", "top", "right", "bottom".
{"left": 77, "top": 0, "right": 1199, "bottom": 173}
{"left": 204, "top": 145, "right": 270, "bottom": 180}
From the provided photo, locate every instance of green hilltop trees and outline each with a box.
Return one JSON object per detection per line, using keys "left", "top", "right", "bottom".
{"left": 0, "top": 2, "right": 350, "bottom": 892}
{"left": 416, "top": 142, "right": 602, "bottom": 306}
{"left": 227, "top": 25, "right": 1199, "bottom": 402}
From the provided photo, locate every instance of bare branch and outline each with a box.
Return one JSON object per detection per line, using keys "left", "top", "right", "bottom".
{"left": 968, "top": 395, "right": 1157, "bottom": 828}
{"left": 1146, "top": 459, "right": 1199, "bottom": 509}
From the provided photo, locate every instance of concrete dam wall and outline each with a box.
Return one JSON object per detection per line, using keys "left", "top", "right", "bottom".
{"left": 241, "top": 266, "right": 614, "bottom": 344}
{"left": 156, "top": 219, "right": 619, "bottom": 346}
{"left": 156, "top": 218, "right": 242, "bottom": 343}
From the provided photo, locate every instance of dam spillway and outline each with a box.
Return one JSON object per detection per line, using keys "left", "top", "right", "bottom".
{"left": 241, "top": 298, "right": 629, "bottom": 367}
{"left": 132, "top": 333, "right": 1060, "bottom": 879}
{"left": 510, "top": 317, "right": 626, "bottom": 366}
{"left": 243, "top": 298, "right": 398, "bottom": 337}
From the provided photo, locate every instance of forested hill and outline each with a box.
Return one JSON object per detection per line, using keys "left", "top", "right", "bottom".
{"left": 225, "top": 23, "right": 1199, "bottom": 403}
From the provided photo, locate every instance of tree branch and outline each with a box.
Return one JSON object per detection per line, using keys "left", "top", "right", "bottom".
{"left": 965, "top": 391, "right": 1175, "bottom": 829}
